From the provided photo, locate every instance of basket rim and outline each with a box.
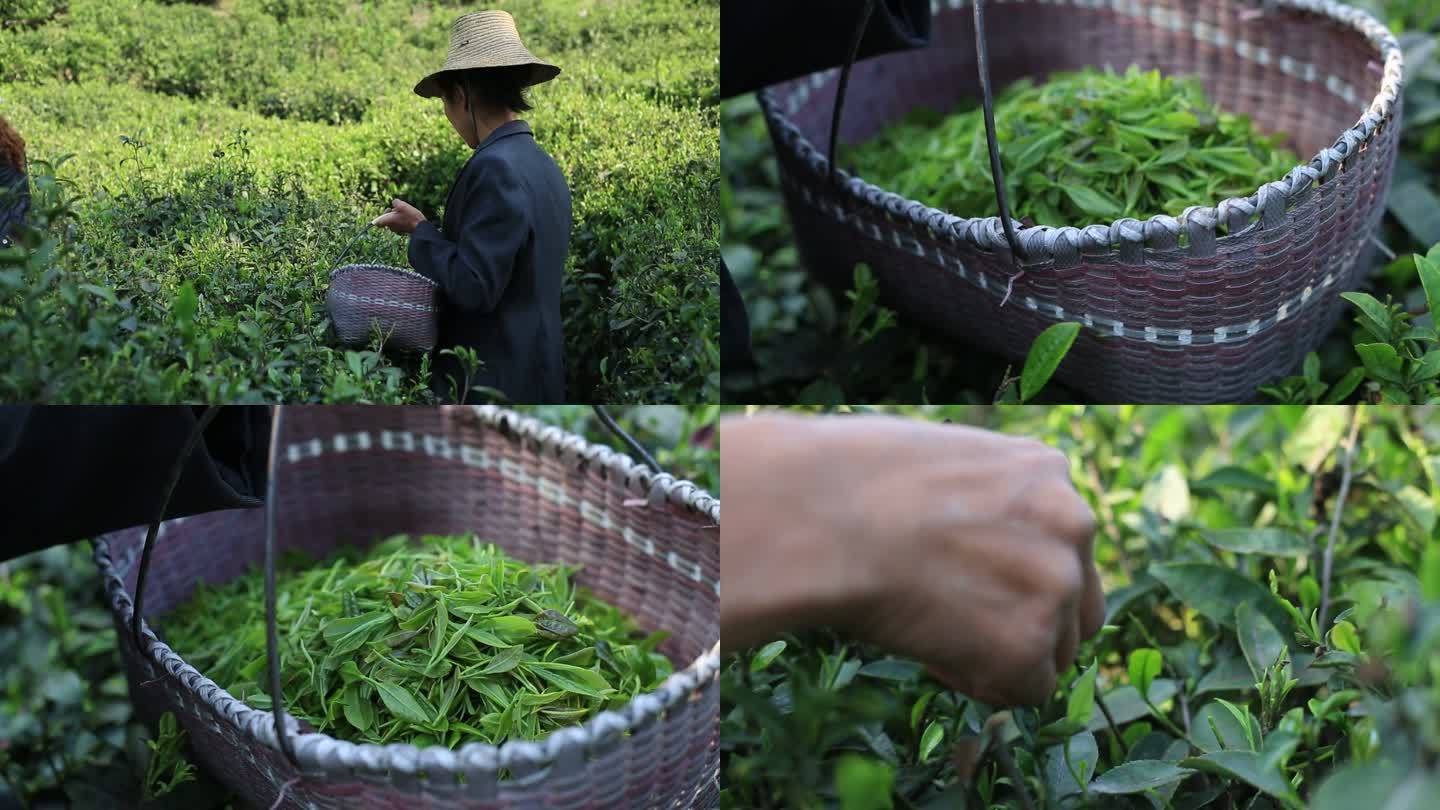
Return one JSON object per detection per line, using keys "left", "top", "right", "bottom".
{"left": 758, "top": 0, "right": 1405, "bottom": 266}
{"left": 92, "top": 404, "right": 720, "bottom": 784}
{"left": 330, "top": 263, "right": 442, "bottom": 288}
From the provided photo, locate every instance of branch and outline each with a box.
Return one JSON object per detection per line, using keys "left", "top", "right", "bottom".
{"left": 1318, "top": 406, "right": 1363, "bottom": 633}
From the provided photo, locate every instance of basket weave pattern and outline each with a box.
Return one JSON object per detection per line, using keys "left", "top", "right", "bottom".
{"left": 328, "top": 264, "right": 442, "bottom": 352}
{"left": 760, "top": 0, "right": 1404, "bottom": 402}
{"left": 93, "top": 406, "right": 720, "bottom": 809}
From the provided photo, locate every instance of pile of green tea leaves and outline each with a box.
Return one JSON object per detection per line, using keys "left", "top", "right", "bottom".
{"left": 161, "top": 535, "right": 674, "bottom": 749}
{"left": 846, "top": 66, "right": 1298, "bottom": 226}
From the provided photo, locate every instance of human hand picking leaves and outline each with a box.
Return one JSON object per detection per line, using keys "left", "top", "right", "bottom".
{"left": 721, "top": 412, "right": 1105, "bottom": 707}
{"left": 372, "top": 198, "right": 427, "bottom": 235}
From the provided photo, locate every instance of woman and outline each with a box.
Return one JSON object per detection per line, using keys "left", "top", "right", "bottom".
{"left": 373, "top": 11, "right": 572, "bottom": 405}
{"left": 0, "top": 114, "right": 29, "bottom": 249}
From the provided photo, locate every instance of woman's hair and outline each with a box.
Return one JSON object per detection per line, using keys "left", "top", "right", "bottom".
{"left": 0, "top": 116, "right": 25, "bottom": 173}
{"left": 436, "top": 66, "right": 535, "bottom": 114}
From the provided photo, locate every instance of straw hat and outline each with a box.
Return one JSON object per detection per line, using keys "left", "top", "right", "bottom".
{"left": 414, "top": 11, "right": 560, "bottom": 98}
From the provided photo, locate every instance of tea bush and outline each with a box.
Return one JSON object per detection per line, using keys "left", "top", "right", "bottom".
{"left": 721, "top": 2, "right": 1439, "bottom": 405}
{"left": 721, "top": 405, "right": 1440, "bottom": 809}
{"left": 0, "top": 0, "right": 719, "bottom": 403}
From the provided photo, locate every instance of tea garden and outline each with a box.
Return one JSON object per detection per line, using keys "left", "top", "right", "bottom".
{"left": 721, "top": 404, "right": 1440, "bottom": 809}
{"left": 0, "top": 0, "right": 718, "bottom": 403}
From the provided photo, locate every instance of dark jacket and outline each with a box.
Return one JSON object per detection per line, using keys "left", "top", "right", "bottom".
{"left": 0, "top": 163, "right": 28, "bottom": 247}
{"left": 408, "top": 120, "right": 571, "bottom": 404}
{"left": 0, "top": 406, "right": 269, "bottom": 560}
{"left": 719, "top": 0, "right": 932, "bottom": 373}
{"left": 720, "top": 0, "right": 932, "bottom": 98}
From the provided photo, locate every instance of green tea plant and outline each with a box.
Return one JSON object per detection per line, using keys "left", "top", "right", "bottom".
{"left": 721, "top": 405, "right": 1440, "bottom": 809}
{"left": 1264, "top": 244, "right": 1440, "bottom": 405}
{"left": 847, "top": 67, "right": 1297, "bottom": 226}
{"left": 162, "top": 535, "right": 674, "bottom": 748}
{"left": 0, "top": 0, "right": 718, "bottom": 403}
{"left": 141, "top": 713, "right": 196, "bottom": 801}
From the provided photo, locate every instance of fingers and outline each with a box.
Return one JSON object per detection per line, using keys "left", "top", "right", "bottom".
{"left": 1053, "top": 590, "right": 1080, "bottom": 674}
{"left": 1079, "top": 555, "right": 1106, "bottom": 639}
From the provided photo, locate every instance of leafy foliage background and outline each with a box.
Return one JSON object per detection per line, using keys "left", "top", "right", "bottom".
{"left": 0, "top": 404, "right": 718, "bottom": 808}
{"left": 720, "top": 2, "right": 1440, "bottom": 404}
{"left": 0, "top": 0, "right": 718, "bottom": 403}
{"left": 722, "top": 405, "right": 1440, "bottom": 809}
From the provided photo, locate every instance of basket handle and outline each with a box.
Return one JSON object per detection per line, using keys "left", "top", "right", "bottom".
{"left": 825, "top": 0, "right": 1027, "bottom": 302}
{"left": 592, "top": 405, "right": 661, "bottom": 474}
{"left": 128, "top": 405, "right": 300, "bottom": 768}
{"left": 261, "top": 405, "right": 299, "bottom": 765}
{"left": 130, "top": 406, "right": 222, "bottom": 650}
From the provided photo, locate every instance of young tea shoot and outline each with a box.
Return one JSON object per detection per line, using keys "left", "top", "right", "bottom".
{"left": 846, "top": 66, "right": 1298, "bottom": 226}
{"left": 161, "top": 535, "right": 674, "bottom": 749}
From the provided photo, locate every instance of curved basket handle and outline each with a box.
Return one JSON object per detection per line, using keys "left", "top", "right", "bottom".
{"left": 825, "top": 0, "right": 1027, "bottom": 302}
{"left": 261, "top": 405, "right": 299, "bottom": 766}
{"left": 591, "top": 405, "right": 661, "bottom": 474}
{"left": 131, "top": 406, "right": 223, "bottom": 650}
{"left": 129, "top": 405, "right": 300, "bottom": 768}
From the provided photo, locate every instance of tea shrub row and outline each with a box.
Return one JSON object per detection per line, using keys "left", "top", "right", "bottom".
{"left": 0, "top": 0, "right": 718, "bottom": 403}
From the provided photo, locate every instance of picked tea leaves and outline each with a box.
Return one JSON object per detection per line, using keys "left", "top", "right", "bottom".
{"left": 161, "top": 535, "right": 674, "bottom": 748}
{"left": 846, "top": 66, "right": 1299, "bottom": 226}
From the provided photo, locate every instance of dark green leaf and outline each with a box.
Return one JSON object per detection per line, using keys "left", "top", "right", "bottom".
{"left": 1089, "top": 760, "right": 1195, "bottom": 795}
{"left": 1200, "top": 528, "right": 1309, "bottom": 556}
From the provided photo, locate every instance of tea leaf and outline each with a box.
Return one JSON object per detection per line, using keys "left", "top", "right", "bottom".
{"left": 856, "top": 659, "right": 923, "bottom": 682}
{"left": 1067, "top": 659, "right": 1099, "bottom": 727}
{"left": 1236, "top": 601, "right": 1288, "bottom": 683}
{"left": 834, "top": 755, "right": 895, "bottom": 810}
{"left": 1180, "top": 751, "right": 1299, "bottom": 803}
{"left": 1149, "top": 563, "right": 1293, "bottom": 633}
{"left": 374, "top": 681, "right": 432, "bottom": 726}
{"left": 751, "top": 640, "right": 787, "bottom": 673}
{"left": 1200, "top": 528, "right": 1310, "bottom": 557}
{"left": 1128, "top": 649, "right": 1161, "bottom": 701}
{"left": 1088, "top": 760, "right": 1194, "bottom": 795}
{"left": 524, "top": 661, "right": 615, "bottom": 698}
{"left": 917, "top": 721, "right": 944, "bottom": 762}
{"left": 1021, "top": 322, "right": 1081, "bottom": 403}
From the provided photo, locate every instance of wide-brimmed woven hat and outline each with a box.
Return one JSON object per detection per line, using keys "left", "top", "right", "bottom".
{"left": 414, "top": 10, "right": 560, "bottom": 98}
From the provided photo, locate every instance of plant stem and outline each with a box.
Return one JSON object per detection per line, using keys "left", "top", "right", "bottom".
{"left": 1143, "top": 696, "right": 1190, "bottom": 740}
{"left": 1318, "top": 406, "right": 1363, "bottom": 633}
{"left": 992, "top": 742, "right": 1035, "bottom": 810}
{"left": 1094, "top": 691, "right": 1129, "bottom": 759}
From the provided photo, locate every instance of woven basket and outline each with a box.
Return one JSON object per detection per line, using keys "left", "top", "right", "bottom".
{"left": 760, "top": 0, "right": 1404, "bottom": 403}
{"left": 328, "top": 264, "right": 441, "bottom": 352}
{"left": 93, "top": 406, "right": 720, "bottom": 809}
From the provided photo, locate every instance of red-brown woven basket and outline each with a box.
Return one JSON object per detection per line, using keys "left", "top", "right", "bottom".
{"left": 93, "top": 406, "right": 720, "bottom": 809}
{"left": 760, "top": 0, "right": 1405, "bottom": 403}
{"left": 328, "top": 264, "right": 441, "bottom": 352}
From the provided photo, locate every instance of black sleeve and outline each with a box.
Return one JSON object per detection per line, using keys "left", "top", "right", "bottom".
{"left": 407, "top": 156, "right": 528, "bottom": 314}
{"left": 720, "top": 0, "right": 932, "bottom": 99}
{"left": 0, "top": 406, "right": 270, "bottom": 561}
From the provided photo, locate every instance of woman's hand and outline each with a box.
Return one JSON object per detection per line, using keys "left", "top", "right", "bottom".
{"left": 372, "top": 199, "right": 426, "bottom": 235}
{"left": 721, "top": 412, "right": 1105, "bottom": 708}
